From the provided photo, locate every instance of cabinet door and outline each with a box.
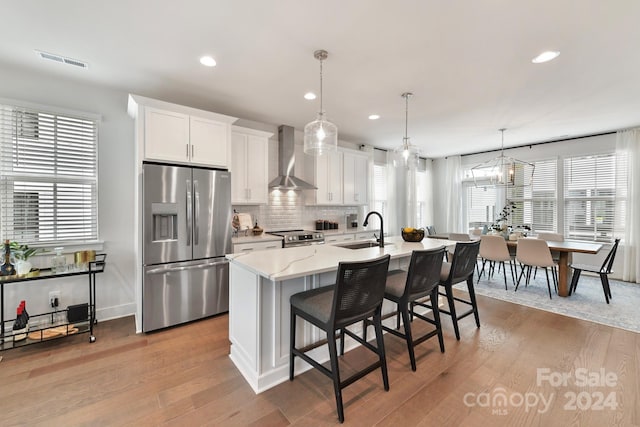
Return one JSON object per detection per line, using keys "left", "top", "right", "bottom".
{"left": 190, "top": 116, "right": 229, "bottom": 168}
{"left": 316, "top": 151, "right": 343, "bottom": 205}
{"left": 231, "top": 132, "right": 249, "bottom": 203}
{"left": 343, "top": 152, "right": 369, "bottom": 205}
{"left": 231, "top": 131, "right": 269, "bottom": 205}
{"left": 144, "top": 107, "right": 190, "bottom": 162}
{"left": 325, "top": 233, "right": 355, "bottom": 245}
{"left": 245, "top": 135, "right": 268, "bottom": 204}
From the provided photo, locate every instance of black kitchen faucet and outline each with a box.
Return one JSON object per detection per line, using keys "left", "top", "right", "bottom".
{"left": 363, "top": 211, "right": 384, "bottom": 248}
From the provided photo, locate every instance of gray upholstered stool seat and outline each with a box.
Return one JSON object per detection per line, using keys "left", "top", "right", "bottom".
{"left": 290, "top": 286, "right": 334, "bottom": 325}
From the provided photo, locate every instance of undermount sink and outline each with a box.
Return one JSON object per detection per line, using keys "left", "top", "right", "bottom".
{"left": 337, "top": 241, "right": 392, "bottom": 250}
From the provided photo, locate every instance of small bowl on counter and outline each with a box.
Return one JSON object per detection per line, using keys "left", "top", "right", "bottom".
{"left": 401, "top": 228, "right": 425, "bottom": 242}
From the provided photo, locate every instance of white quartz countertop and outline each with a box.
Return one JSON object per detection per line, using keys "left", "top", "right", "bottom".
{"left": 226, "top": 236, "right": 455, "bottom": 281}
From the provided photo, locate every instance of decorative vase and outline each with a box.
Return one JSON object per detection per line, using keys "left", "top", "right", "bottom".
{"left": 15, "top": 260, "right": 32, "bottom": 275}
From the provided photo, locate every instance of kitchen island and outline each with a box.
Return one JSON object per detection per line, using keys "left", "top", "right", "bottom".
{"left": 226, "top": 236, "right": 454, "bottom": 393}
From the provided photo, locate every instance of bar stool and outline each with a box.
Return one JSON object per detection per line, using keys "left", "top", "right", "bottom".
{"left": 438, "top": 240, "right": 481, "bottom": 340}
{"left": 380, "top": 247, "right": 446, "bottom": 371}
{"left": 289, "top": 254, "right": 391, "bottom": 423}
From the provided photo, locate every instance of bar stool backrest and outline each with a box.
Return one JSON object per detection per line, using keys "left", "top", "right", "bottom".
{"left": 405, "top": 247, "right": 446, "bottom": 300}
{"left": 446, "top": 240, "right": 481, "bottom": 284}
{"left": 331, "top": 254, "right": 391, "bottom": 329}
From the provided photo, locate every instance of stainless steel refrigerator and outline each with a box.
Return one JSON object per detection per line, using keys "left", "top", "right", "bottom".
{"left": 142, "top": 162, "right": 232, "bottom": 332}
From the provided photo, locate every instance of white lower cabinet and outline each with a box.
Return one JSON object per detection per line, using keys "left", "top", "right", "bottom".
{"left": 324, "top": 233, "right": 355, "bottom": 245}
{"left": 233, "top": 240, "right": 282, "bottom": 254}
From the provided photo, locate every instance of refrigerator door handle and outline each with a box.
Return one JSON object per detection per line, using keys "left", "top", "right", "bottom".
{"left": 194, "top": 180, "right": 200, "bottom": 245}
{"left": 186, "top": 179, "right": 192, "bottom": 246}
{"left": 146, "top": 260, "right": 228, "bottom": 275}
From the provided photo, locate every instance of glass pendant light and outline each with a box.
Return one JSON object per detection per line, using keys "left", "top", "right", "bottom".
{"left": 304, "top": 50, "right": 338, "bottom": 156}
{"left": 394, "top": 92, "right": 420, "bottom": 167}
{"left": 471, "top": 129, "right": 535, "bottom": 187}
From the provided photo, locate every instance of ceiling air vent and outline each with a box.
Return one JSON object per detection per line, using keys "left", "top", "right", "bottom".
{"left": 35, "top": 50, "right": 89, "bottom": 69}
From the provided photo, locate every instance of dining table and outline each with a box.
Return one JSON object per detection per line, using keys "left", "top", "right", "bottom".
{"left": 507, "top": 240, "right": 603, "bottom": 297}
{"left": 429, "top": 233, "right": 603, "bottom": 297}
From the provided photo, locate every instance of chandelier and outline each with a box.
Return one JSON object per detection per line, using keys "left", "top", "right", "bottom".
{"left": 471, "top": 128, "right": 535, "bottom": 187}
{"left": 394, "top": 92, "right": 420, "bottom": 167}
{"left": 303, "top": 50, "right": 338, "bottom": 156}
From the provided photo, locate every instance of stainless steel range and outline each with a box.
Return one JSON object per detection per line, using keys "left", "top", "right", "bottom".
{"left": 268, "top": 230, "right": 325, "bottom": 248}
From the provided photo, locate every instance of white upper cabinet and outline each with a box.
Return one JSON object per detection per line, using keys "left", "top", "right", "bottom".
{"left": 343, "top": 151, "right": 369, "bottom": 205}
{"left": 143, "top": 107, "right": 190, "bottom": 163}
{"left": 128, "top": 94, "right": 237, "bottom": 168}
{"left": 305, "top": 150, "right": 343, "bottom": 205}
{"left": 190, "top": 116, "right": 230, "bottom": 167}
{"left": 231, "top": 126, "right": 273, "bottom": 205}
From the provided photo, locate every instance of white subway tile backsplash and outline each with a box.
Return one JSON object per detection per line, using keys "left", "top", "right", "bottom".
{"left": 233, "top": 192, "right": 360, "bottom": 231}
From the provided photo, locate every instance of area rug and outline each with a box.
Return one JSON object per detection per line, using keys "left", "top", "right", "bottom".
{"left": 454, "top": 271, "right": 640, "bottom": 333}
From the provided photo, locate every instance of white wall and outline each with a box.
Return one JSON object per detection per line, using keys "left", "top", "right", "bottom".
{"left": 0, "top": 63, "right": 136, "bottom": 320}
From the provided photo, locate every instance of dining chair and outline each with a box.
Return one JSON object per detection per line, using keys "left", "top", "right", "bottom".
{"left": 569, "top": 238, "right": 620, "bottom": 304}
{"left": 438, "top": 240, "right": 481, "bottom": 340}
{"left": 426, "top": 225, "right": 436, "bottom": 236}
{"left": 289, "top": 254, "right": 391, "bottom": 423}
{"left": 380, "top": 247, "right": 446, "bottom": 371}
{"left": 515, "top": 238, "right": 557, "bottom": 299}
{"left": 534, "top": 231, "right": 564, "bottom": 280}
{"left": 477, "top": 234, "right": 516, "bottom": 290}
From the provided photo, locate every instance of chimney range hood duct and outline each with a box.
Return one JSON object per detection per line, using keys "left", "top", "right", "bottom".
{"left": 269, "top": 125, "right": 317, "bottom": 190}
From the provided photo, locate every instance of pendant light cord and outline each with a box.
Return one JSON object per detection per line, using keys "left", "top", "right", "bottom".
{"left": 319, "top": 57, "right": 324, "bottom": 115}
{"left": 404, "top": 94, "right": 409, "bottom": 146}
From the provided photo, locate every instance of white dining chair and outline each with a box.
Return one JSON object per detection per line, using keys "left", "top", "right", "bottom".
{"left": 515, "top": 238, "right": 557, "bottom": 299}
{"left": 478, "top": 234, "right": 516, "bottom": 289}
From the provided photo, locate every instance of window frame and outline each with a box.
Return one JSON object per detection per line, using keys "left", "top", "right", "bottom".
{"left": 0, "top": 99, "right": 100, "bottom": 247}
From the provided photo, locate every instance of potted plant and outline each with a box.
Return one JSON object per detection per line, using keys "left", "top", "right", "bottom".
{"left": 9, "top": 241, "right": 44, "bottom": 275}
{"left": 490, "top": 202, "right": 516, "bottom": 238}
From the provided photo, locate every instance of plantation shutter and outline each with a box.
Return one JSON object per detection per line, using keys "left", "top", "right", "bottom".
{"left": 507, "top": 158, "right": 557, "bottom": 231}
{"left": 0, "top": 103, "right": 98, "bottom": 244}
{"left": 564, "top": 154, "right": 619, "bottom": 242}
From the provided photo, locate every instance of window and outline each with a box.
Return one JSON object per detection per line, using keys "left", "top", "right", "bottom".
{"left": 465, "top": 184, "right": 497, "bottom": 230}
{"left": 564, "top": 154, "right": 624, "bottom": 242}
{"left": 0, "top": 103, "right": 98, "bottom": 245}
{"left": 372, "top": 162, "right": 387, "bottom": 222}
{"left": 507, "top": 159, "right": 557, "bottom": 232}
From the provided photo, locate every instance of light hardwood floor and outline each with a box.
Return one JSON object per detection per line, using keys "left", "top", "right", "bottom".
{"left": 1, "top": 293, "right": 638, "bottom": 426}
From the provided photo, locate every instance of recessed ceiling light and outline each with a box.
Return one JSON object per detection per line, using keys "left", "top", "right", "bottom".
{"left": 304, "top": 92, "right": 316, "bottom": 100}
{"left": 199, "top": 55, "right": 217, "bottom": 67}
{"left": 368, "top": 114, "right": 380, "bottom": 120}
{"left": 532, "top": 51, "right": 560, "bottom": 64}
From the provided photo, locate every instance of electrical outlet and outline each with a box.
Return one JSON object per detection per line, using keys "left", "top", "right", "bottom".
{"left": 49, "top": 291, "right": 60, "bottom": 308}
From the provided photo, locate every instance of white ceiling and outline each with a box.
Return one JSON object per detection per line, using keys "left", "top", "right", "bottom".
{"left": 2, "top": 1, "right": 640, "bottom": 157}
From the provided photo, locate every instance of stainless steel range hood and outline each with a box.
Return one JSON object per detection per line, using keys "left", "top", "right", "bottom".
{"left": 268, "top": 125, "right": 317, "bottom": 190}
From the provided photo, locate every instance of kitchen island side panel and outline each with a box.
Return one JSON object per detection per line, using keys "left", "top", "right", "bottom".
{"left": 228, "top": 263, "right": 260, "bottom": 381}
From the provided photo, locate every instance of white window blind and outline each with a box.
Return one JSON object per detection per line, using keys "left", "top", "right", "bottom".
{"left": 564, "top": 153, "right": 622, "bottom": 242}
{"left": 372, "top": 163, "right": 387, "bottom": 221}
{"left": 0, "top": 104, "right": 98, "bottom": 244}
{"left": 507, "top": 159, "right": 557, "bottom": 231}
{"left": 466, "top": 185, "right": 496, "bottom": 229}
